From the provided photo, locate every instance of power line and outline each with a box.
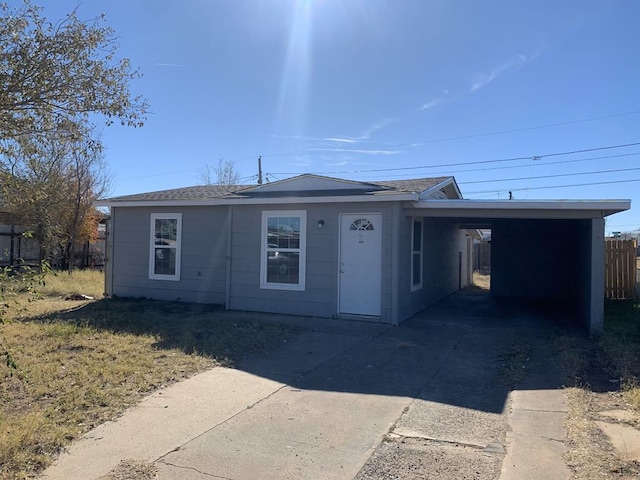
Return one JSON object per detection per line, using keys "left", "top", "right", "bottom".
{"left": 458, "top": 166, "right": 640, "bottom": 186}
{"left": 269, "top": 141, "right": 640, "bottom": 176}
{"left": 381, "top": 110, "right": 640, "bottom": 148}
{"left": 465, "top": 177, "right": 640, "bottom": 196}
{"left": 343, "top": 151, "right": 640, "bottom": 180}
{"left": 255, "top": 109, "right": 640, "bottom": 156}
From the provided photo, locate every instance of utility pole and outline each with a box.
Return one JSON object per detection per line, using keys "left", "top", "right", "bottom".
{"left": 257, "top": 156, "right": 263, "bottom": 185}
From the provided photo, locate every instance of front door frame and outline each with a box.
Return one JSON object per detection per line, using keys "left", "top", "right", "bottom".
{"left": 337, "top": 212, "right": 383, "bottom": 317}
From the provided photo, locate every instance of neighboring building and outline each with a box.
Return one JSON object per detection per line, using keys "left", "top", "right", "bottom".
{"left": 97, "top": 174, "right": 630, "bottom": 334}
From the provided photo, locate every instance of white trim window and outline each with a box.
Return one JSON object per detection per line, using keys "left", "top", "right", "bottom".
{"left": 149, "top": 213, "right": 182, "bottom": 281}
{"left": 411, "top": 218, "right": 423, "bottom": 291}
{"left": 260, "top": 210, "right": 306, "bottom": 291}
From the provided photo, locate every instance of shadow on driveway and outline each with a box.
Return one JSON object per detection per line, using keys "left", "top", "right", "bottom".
{"left": 236, "top": 289, "right": 584, "bottom": 415}
{"left": 44, "top": 289, "right": 591, "bottom": 415}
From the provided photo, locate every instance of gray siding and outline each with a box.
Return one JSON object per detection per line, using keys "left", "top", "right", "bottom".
{"left": 396, "top": 217, "right": 471, "bottom": 321}
{"left": 111, "top": 206, "right": 229, "bottom": 304}
{"left": 109, "top": 201, "right": 469, "bottom": 326}
{"left": 229, "top": 202, "right": 396, "bottom": 322}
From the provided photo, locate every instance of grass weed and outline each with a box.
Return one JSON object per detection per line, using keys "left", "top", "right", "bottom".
{"left": 562, "top": 299, "right": 640, "bottom": 479}
{"left": 472, "top": 271, "right": 490, "bottom": 290}
{"left": 601, "top": 300, "right": 640, "bottom": 410}
{"left": 0, "top": 270, "right": 296, "bottom": 479}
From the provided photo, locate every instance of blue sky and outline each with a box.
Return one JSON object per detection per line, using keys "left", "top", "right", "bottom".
{"left": 23, "top": 0, "right": 640, "bottom": 233}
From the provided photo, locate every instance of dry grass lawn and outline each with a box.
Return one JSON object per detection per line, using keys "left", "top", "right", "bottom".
{"left": 472, "top": 271, "right": 491, "bottom": 290}
{"left": 561, "top": 299, "right": 640, "bottom": 479}
{"left": 0, "top": 270, "right": 296, "bottom": 480}
{"left": 2, "top": 268, "right": 639, "bottom": 479}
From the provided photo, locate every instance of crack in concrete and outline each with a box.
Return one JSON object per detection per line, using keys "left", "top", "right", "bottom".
{"left": 352, "top": 328, "right": 474, "bottom": 479}
{"left": 390, "top": 431, "right": 489, "bottom": 451}
{"left": 386, "top": 327, "right": 471, "bottom": 435}
{"left": 158, "top": 459, "right": 234, "bottom": 479}
{"left": 518, "top": 407, "right": 566, "bottom": 414}
{"left": 154, "top": 382, "right": 289, "bottom": 463}
{"left": 154, "top": 327, "right": 394, "bottom": 466}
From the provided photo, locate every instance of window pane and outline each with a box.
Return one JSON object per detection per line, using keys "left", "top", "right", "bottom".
{"left": 412, "top": 253, "right": 421, "bottom": 285}
{"left": 155, "top": 219, "right": 178, "bottom": 245}
{"left": 413, "top": 221, "right": 422, "bottom": 253}
{"left": 154, "top": 247, "right": 176, "bottom": 275}
{"left": 267, "top": 216, "right": 300, "bottom": 250}
{"left": 267, "top": 251, "right": 299, "bottom": 284}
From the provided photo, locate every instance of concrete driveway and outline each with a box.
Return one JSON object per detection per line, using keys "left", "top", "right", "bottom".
{"left": 41, "top": 291, "right": 572, "bottom": 480}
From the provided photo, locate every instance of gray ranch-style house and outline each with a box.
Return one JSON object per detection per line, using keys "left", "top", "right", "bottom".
{"left": 97, "top": 174, "right": 630, "bottom": 334}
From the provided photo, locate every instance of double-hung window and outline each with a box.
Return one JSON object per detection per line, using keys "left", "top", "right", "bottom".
{"left": 260, "top": 211, "right": 306, "bottom": 291}
{"left": 149, "top": 213, "right": 182, "bottom": 281}
{"left": 411, "top": 218, "right": 423, "bottom": 291}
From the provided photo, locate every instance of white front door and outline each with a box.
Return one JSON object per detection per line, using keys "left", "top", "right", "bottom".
{"left": 338, "top": 213, "right": 382, "bottom": 316}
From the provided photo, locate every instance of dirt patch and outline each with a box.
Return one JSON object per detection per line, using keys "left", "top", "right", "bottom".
{"left": 565, "top": 388, "right": 640, "bottom": 479}
{"left": 354, "top": 436, "right": 502, "bottom": 480}
{"left": 99, "top": 459, "right": 158, "bottom": 480}
{"left": 471, "top": 272, "right": 490, "bottom": 290}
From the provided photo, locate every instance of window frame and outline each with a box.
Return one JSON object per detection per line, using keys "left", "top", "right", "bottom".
{"left": 260, "top": 210, "right": 307, "bottom": 291}
{"left": 411, "top": 218, "right": 423, "bottom": 292}
{"left": 149, "top": 213, "right": 182, "bottom": 281}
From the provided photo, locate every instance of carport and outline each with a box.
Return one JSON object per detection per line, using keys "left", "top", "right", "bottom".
{"left": 405, "top": 199, "right": 631, "bottom": 334}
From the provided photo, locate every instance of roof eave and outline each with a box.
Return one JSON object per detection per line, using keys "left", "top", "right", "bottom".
{"left": 418, "top": 176, "right": 462, "bottom": 199}
{"left": 96, "top": 192, "right": 419, "bottom": 208}
{"left": 405, "top": 199, "right": 631, "bottom": 218}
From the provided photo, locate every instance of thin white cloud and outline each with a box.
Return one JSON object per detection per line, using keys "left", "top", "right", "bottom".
{"left": 293, "top": 158, "right": 312, "bottom": 167}
{"left": 323, "top": 137, "right": 359, "bottom": 144}
{"left": 360, "top": 118, "right": 394, "bottom": 140}
{"left": 308, "top": 147, "right": 400, "bottom": 155}
{"left": 327, "top": 118, "right": 397, "bottom": 144}
{"left": 419, "top": 96, "right": 455, "bottom": 111}
{"left": 155, "top": 62, "right": 184, "bottom": 68}
{"left": 418, "top": 48, "right": 544, "bottom": 112}
{"left": 268, "top": 134, "right": 306, "bottom": 140}
{"left": 469, "top": 52, "right": 538, "bottom": 92}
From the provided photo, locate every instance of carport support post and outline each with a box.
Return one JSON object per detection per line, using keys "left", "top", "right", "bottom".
{"left": 589, "top": 217, "right": 605, "bottom": 335}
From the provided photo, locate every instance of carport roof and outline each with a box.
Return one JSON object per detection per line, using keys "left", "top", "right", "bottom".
{"left": 405, "top": 199, "right": 631, "bottom": 219}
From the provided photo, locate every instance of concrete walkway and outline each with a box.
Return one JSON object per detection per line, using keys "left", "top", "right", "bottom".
{"left": 40, "top": 291, "right": 573, "bottom": 480}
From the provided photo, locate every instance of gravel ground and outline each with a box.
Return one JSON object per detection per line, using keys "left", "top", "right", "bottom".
{"left": 99, "top": 459, "right": 158, "bottom": 480}
{"left": 354, "top": 436, "right": 503, "bottom": 480}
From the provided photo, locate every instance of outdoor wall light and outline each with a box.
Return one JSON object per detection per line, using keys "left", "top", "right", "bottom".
{"left": 317, "top": 220, "right": 325, "bottom": 229}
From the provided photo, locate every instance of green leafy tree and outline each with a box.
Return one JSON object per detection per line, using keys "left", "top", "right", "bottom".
{"left": 0, "top": 0, "right": 149, "bottom": 146}
{"left": 1, "top": 133, "right": 110, "bottom": 269}
{"left": 0, "top": 0, "right": 148, "bottom": 370}
{"left": 0, "top": 0, "right": 146, "bottom": 269}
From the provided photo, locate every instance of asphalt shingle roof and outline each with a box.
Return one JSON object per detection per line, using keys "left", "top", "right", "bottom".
{"left": 104, "top": 184, "right": 247, "bottom": 202}
{"left": 373, "top": 177, "right": 450, "bottom": 193}
{"left": 102, "top": 176, "right": 452, "bottom": 203}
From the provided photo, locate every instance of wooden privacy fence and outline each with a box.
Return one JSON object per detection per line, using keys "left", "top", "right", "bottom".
{"left": 605, "top": 239, "right": 637, "bottom": 299}
{"left": 473, "top": 241, "right": 491, "bottom": 274}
